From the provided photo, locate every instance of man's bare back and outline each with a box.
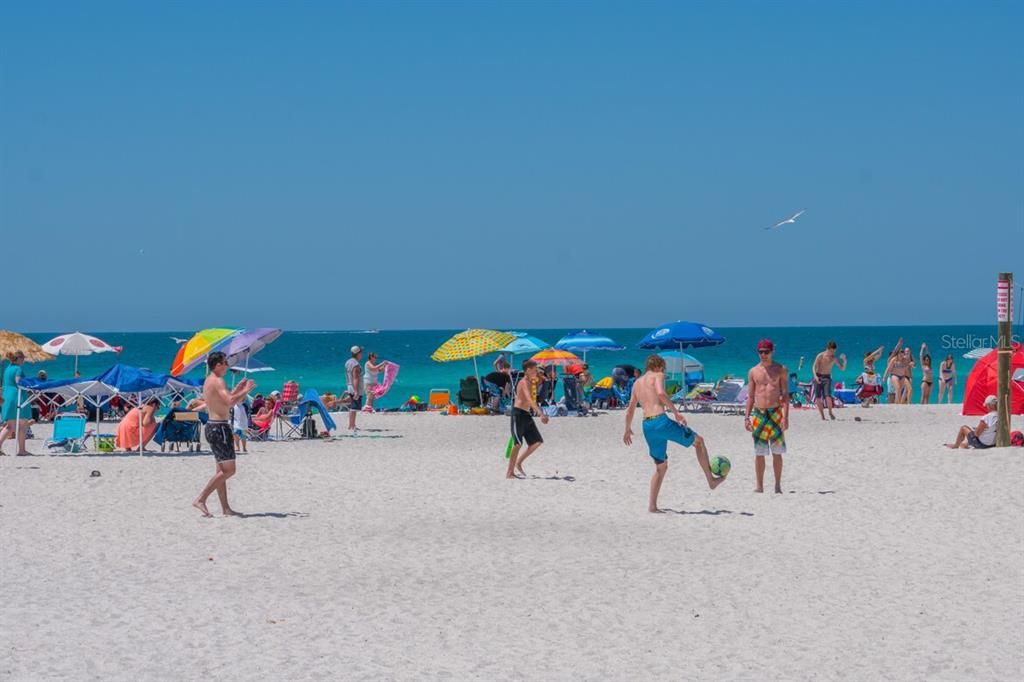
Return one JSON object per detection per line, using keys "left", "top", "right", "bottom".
{"left": 631, "top": 372, "right": 667, "bottom": 418}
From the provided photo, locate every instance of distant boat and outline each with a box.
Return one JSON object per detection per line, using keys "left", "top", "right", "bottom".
{"left": 353, "top": 329, "right": 380, "bottom": 334}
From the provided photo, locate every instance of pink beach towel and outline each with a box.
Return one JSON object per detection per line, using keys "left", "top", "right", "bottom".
{"left": 371, "top": 361, "right": 400, "bottom": 399}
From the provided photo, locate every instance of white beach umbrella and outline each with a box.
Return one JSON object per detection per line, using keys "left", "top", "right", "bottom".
{"left": 40, "top": 332, "right": 121, "bottom": 374}
{"left": 963, "top": 348, "right": 992, "bottom": 360}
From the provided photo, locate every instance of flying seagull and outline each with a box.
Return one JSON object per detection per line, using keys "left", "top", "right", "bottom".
{"left": 170, "top": 336, "right": 189, "bottom": 345}
{"left": 766, "top": 209, "right": 806, "bottom": 230}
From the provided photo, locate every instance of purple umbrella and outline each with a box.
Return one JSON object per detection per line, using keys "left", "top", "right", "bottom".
{"left": 221, "top": 328, "right": 283, "bottom": 369}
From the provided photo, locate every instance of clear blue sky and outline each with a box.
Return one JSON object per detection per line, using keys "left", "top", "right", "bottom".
{"left": 2, "top": 1, "right": 1020, "bottom": 332}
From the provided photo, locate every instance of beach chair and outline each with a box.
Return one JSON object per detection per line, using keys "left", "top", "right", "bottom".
{"left": 428, "top": 389, "right": 451, "bottom": 411}
{"left": 458, "top": 377, "right": 482, "bottom": 409}
{"left": 710, "top": 381, "right": 746, "bottom": 415}
{"left": 610, "top": 378, "right": 634, "bottom": 408}
{"left": 562, "top": 375, "right": 582, "bottom": 414}
{"left": 481, "top": 379, "right": 511, "bottom": 414}
{"left": 676, "top": 383, "right": 715, "bottom": 413}
{"left": 159, "top": 411, "right": 202, "bottom": 452}
{"left": 276, "top": 404, "right": 305, "bottom": 440}
{"left": 248, "top": 401, "right": 281, "bottom": 441}
{"left": 45, "top": 414, "right": 91, "bottom": 454}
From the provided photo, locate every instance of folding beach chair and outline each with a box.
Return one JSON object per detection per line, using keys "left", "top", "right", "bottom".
{"left": 159, "top": 411, "right": 202, "bottom": 452}
{"left": 482, "top": 379, "right": 511, "bottom": 414}
{"left": 710, "top": 381, "right": 746, "bottom": 415}
{"left": 428, "top": 389, "right": 451, "bottom": 411}
{"left": 248, "top": 401, "right": 281, "bottom": 441}
{"left": 45, "top": 414, "right": 91, "bottom": 454}
{"left": 562, "top": 375, "right": 582, "bottom": 414}
{"left": 676, "top": 383, "right": 716, "bottom": 413}
{"left": 458, "top": 377, "right": 482, "bottom": 409}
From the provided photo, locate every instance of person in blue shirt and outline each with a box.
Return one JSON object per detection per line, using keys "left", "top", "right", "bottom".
{"left": 0, "top": 351, "right": 34, "bottom": 455}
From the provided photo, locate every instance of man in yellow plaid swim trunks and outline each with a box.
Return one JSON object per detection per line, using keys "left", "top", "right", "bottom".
{"left": 744, "top": 339, "right": 790, "bottom": 494}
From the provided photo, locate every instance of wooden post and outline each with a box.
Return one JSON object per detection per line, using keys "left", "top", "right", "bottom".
{"left": 996, "top": 272, "right": 1013, "bottom": 447}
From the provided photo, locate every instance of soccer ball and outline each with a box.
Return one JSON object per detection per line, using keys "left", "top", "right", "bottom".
{"left": 709, "top": 455, "right": 731, "bottom": 478}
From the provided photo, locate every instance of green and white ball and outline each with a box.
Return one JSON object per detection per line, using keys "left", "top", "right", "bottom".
{"left": 709, "top": 455, "right": 731, "bottom": 478}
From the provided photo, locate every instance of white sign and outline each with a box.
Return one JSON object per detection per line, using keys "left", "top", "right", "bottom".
{"left": 997, "top": 280, "right": 1011, "bottom": 323}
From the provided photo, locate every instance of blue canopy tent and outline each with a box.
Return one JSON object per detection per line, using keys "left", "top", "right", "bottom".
{"left": 554, "top": 330, "right": 625, "bottom": 363}
{"left": 17, "top": 364, "right": 202, "bottom": 454}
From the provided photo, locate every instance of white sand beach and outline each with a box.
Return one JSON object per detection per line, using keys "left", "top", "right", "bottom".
{"left": 1, "top": 404, "right": 1022, "bottom": 681}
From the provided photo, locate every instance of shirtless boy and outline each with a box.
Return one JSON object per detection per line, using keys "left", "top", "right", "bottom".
{"left": 506, "top": 360, "right": 549, "bottom": 479}
{"left": 812, "top": 341, "right": 847, "bottom": 420}
{"left": 624, "top": 355, "right": 725, "bottom": 513}
{"left": 745, "top": 339, "right": 790, "bottom": 493}
{"left": 193, "top": 352, "right": 256, "bottom": 517}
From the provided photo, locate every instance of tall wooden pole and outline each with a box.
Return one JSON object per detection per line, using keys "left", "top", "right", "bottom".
{"left": 996, "top": 272, "right": 1013, "bottom": 447}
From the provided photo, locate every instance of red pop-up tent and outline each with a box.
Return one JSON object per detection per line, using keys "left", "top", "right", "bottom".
{"left": 961, "top": 343, "right": 1024, "bottom": 416}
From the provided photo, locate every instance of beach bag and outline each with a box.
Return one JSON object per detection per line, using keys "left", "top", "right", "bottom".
{"left": 1011, "top": 431, "right": 1024, "bottom": 447}
{"left": 301, "top": 415, "right": 318, "bottom": 439}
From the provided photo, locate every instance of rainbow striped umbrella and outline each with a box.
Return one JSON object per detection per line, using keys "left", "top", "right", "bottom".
{"left": 170, "top": 328, "right": 241, "bottom": 376}
{"left": 530, "top": 348, "right": 582, "bottom": 367}
{"left": 432, "top": 329, "right": 516, "bottom": 404}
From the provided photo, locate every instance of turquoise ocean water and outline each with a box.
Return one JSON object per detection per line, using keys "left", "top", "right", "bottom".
{"left": 18, "top": 326, "right": 1020, "bottom": 406}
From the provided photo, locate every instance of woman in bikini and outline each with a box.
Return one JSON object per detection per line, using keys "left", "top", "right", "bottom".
{"left": 937, "top": 355, "right": 956, "bottom": 404}
{"left": 885, "top": 347, "right": 913, "bottom": 404}
{"left": 918, "top": 343, "right": 934, "bottom": 404}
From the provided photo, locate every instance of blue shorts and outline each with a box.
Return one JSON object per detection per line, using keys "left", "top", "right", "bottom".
{"left": 642, "top": 414, "right": 696, "bottom": 463}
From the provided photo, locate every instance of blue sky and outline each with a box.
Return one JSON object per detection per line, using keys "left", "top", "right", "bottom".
{"left": 2, "top": 1, "right": 1021, "bottom": 331}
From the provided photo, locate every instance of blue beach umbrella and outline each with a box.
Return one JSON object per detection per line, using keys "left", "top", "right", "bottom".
{"left": 638, "top": 321, "right": 725, "bottom": 351}
{"left": 658, "top": 351, "right": 705, "bottom": 387}
{"left": 554, "top": 330, "right": 625, "bottom": 362}
{"left": 499, "top": 332, "right": 549, "bottom": 355}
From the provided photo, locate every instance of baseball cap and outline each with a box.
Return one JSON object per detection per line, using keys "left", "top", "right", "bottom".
{"left": 757, "top": 339, "right": 774, "bottom": 352}
{"left": 351, "top": 345, "right": 362, "bottom": 354}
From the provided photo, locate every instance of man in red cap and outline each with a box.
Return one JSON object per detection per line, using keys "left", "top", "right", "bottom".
{"left": 745, "top": 339, "right": 790, "bottom": 493}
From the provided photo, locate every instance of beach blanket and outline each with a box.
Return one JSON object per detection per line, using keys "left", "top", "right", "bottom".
{"left": 371, "top": 361, "right": 400, "bottom": 399}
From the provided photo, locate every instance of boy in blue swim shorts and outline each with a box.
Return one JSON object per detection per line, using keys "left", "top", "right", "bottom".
{"left": 624, "top": 355, "right": 726, "bottom": 512}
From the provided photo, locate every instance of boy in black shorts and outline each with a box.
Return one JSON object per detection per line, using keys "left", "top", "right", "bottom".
{"left": 506, "top": 360, "right": 549, "bottom": 479}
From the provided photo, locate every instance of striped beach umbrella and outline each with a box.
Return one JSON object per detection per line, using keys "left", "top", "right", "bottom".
{"left": 554, "top": 330, "right": 625, "bottom": 362}
{"left": 432, "top": 329, "right": 517, "bottom": 404}
{"left": 530, "top": 348, "right": 583, "bottom": 367}
{"left": 170, "top": 328, "right": 241, "bottom": 376}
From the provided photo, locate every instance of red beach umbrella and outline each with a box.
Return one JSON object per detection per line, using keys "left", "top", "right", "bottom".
{"left": 961, "top": 343, "right": 1024, "bottom": 416}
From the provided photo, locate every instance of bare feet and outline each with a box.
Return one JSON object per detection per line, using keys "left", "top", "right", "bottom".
{"left": 774, "top": 484, "right": 783, "bottom": 494}
{"left": 648, "top": 507, "right": 665, "bottom": 514}
{"left": 223, "top": 508, "right": 242, "bottom": 517}
{"left": 16, "top": 451, "right": 32, "bottom": 456}
{"left": 516, "top": 465, "right": 525, "bottom": 477}
{"left": 753, "top": 487, "right": 763, "bottom": 493}
{"left": 707, "top": 475, "right": 725, "bottom": 490}
{"left": 192, "top": 500, "right": 212, "bottom": 518}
